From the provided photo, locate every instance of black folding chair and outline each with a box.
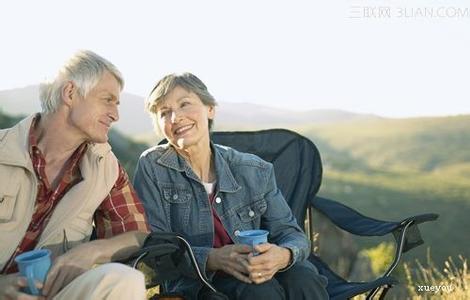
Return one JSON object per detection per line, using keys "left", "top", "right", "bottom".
{"left": 126, "top": 232, "right": 227, "bottom": 300}
{"left": 210, "top": 129, "right": 438, "bottom": 300}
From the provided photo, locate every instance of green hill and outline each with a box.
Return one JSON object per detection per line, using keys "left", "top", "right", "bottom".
{"left": 0, "top": 109, "right": 23, "bottom": 128}
{"left": 300, "top": 115, "right": 470, "bottom": 172}
{"left": 296, "top": 115, "right": 470, "bottom": 267}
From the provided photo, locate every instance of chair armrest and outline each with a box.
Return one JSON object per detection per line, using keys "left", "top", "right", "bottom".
{"left": 311, "top": 196, "right": 439, "bottom": 299}
{"left": 311, "top": 196, "right": 400, "bottom": 236}
{"left": 311, "top": 196, "right": 438, "bottom": 238}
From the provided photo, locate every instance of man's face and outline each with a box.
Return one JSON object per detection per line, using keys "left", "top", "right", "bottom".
{"left": 69, "top": 71, "right": 121, "bottom": 143}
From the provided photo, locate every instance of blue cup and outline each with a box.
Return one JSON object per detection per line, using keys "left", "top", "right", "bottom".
{"left": 237, "top": 229, "right": 269, "bottom": 255}
{"left": 14, "top": 249, "right": 52, "bottom": 295}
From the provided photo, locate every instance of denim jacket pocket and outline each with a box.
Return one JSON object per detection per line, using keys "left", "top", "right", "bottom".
{"left": 236, "top": 198, "right": 267, "bottom": 227}
{"left": 159, "top": 183, "right": 192, "bottom": 229}
{"left": 161, "top": 184, "right": 192, "bottom": 204}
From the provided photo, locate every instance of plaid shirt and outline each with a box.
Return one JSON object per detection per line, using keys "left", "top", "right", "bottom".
{"left": 2, "top": 115, "right": 149, "bottom": 274}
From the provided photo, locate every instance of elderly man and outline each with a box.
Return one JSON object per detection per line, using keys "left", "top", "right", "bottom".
{"left": 0, "top": 50, "right": 149, "bottom": 299}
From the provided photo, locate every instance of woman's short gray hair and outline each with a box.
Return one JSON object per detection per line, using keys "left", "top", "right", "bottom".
{"left": 39, "top": 50, "right": 124, "bottom": 114}
{"left": 146, "top": 72, "right": 218, "bottom": 130}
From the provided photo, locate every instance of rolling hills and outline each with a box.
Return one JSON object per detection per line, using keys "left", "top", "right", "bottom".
{"left": 0, "top": 85, "right": 380, "bottom": 135}
{"left": 294, "top": 116, "right": 470, "bottom": 267}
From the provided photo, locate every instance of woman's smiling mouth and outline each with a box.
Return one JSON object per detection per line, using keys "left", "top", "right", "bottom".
{"left": 174, "top": 124, "right": 194, "bottom": 136}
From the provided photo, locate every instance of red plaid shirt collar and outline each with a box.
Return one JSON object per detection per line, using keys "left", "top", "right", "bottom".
{"left": 28, "top": 114, "right": 88, "bottom": 187}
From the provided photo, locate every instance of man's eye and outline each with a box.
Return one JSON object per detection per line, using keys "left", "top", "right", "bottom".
{"left": 181, "top": 101, "right": 190, "bottom": 107}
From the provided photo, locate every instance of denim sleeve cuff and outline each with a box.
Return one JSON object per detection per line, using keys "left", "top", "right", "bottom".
{"left": 192, "top": 246, "right": 216, "bottom": 279}
{"left": 278, "top": 245, "right": 299, "bottom": 272}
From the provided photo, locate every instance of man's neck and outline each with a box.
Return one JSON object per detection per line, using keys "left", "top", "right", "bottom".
{"left": 35, "top": 113, "right": 86, "bottom": 165}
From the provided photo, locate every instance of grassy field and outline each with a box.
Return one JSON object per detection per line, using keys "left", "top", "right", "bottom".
{"left": 298, "top": 116, "right": 470, "bottom": 268}
{"left": 319, "top": 168, "right": 470, "bottom": 266}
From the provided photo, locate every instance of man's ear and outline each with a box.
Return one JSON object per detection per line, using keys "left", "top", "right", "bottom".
{"left": 62, "top": 81, "right": 75, "bottom": 107}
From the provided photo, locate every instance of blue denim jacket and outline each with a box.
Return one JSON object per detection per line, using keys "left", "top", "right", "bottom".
{"left": 133, "top": 143, "right": 311, "bottom": 297}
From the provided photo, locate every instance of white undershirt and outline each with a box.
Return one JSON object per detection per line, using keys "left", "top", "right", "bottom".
{"left": 202, "top": 181, "right": 216, "bottom": 195}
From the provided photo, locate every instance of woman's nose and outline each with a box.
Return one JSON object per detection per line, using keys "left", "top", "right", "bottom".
{"left": 170, "top": 110, "right": 181, "bottom": 123}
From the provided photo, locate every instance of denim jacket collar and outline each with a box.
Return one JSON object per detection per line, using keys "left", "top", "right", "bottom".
{"left": 157, "top": 143, "right": 241, "bottom": 193}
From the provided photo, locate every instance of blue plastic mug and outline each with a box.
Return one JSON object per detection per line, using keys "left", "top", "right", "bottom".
{"left": 14, "top": 249, "right": 52, "bottom": 295}
{"left": 237, "top": 229, "right": 269, "bottom": 255}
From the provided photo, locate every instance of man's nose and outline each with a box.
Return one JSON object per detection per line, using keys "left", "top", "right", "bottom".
{"left": 109, "top": 105, "right": 119, "bottom": 122}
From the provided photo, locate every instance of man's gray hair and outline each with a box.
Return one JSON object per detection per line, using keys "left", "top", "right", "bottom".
{"left": 39, "top": 50, "right": 124, "bottom": 114}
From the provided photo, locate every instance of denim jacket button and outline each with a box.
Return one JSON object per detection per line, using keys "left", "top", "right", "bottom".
{"left": 234, "top": 230, "right": 240, "bottom": 236}
{"left": 248, "top": 210, "right": 255, "bottom": 217}
{"left": 173, "top": 194, "right": 178, "bottom": 200}
{"left": 215, "top": 197, "right": 221, "bottom": 204}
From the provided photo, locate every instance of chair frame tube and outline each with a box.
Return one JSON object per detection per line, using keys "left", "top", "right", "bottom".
{"left": 366, "top": 220, "right": 414, "bottom": 299}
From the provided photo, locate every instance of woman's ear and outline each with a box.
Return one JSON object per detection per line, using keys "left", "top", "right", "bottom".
{"left": 207, "top": 105, "right": 215, "bottom": 119}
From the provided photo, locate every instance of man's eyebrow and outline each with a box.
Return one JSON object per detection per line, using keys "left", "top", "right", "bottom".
{"left": 102, "top": 92, "right": 120, "bottom": 104}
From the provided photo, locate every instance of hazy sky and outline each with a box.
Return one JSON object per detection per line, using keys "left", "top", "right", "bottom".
{"left": 1, "top": 0, "right": 469, "bottom": 117}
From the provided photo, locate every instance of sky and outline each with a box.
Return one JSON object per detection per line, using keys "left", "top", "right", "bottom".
{"left": 1, "top": 0, "right": 469, "bottom": 118}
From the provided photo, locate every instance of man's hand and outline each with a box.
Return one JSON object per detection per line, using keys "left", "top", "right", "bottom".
{"left": 41, "top": 243, "right": 99, "bottom": 299}
{"left": 207, "top": 244, "right": 253, "bottom": 283}
{"left": 0, "top": 273, "right": 44, "bottom": 300}
{"left": 244, "top": 243, "right": 292, "bottom": 284}
{"left": 42, "top": 231, "right": 146, "bottom": 299}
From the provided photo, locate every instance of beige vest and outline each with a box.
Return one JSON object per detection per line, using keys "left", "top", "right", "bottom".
{"left": 0, "top": 115, "right": 119, "bottom": 269}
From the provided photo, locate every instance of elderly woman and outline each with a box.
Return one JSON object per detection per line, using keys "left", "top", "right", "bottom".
{"left": 133, "top": 73, "right": 328, "bottom": 300}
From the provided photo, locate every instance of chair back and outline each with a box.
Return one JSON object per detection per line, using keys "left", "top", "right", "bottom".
{"left": 211, "top": 129, "right": 323, "bottom": 229}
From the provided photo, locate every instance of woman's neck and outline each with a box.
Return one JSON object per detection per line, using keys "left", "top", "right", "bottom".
{"left": 177, "top": 142, "right": 215, "bottom": 183}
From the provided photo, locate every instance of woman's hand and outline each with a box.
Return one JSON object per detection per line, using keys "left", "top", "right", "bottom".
{"left": 207, "top": 244, "right": 253, "bottom": 283}
{"left": 0, "top": 273, "right": 44, "bottom": 300}
{"left": 245, "top": 243, "right": 292, "bottom": 284}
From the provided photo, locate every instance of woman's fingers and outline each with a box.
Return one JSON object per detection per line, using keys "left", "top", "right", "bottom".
{"left": 227, "top": 269, "right": 252, "bottom": 284}
{"left": 231, "top": 244, "right": 252, "bottom": 254}
{"left": 249, "top": 268, "right": 275, "bottom": 284}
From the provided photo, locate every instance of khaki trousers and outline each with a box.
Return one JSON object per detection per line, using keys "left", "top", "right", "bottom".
{"left": 53, "top": 263, "right": 146, "bottom": 300}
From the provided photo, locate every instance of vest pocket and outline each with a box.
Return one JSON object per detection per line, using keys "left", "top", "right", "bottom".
{"left": 0, "top": 183, "right": 19, "bottom": 222}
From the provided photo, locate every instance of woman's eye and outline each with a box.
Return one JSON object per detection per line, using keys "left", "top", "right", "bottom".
{"left": 181, "top": 101, "right": 190, "bottom": 107}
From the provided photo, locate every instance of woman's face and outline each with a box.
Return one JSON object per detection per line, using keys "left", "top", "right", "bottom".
{"left": 156, "top": 85, "right": 215, "bottom": 151}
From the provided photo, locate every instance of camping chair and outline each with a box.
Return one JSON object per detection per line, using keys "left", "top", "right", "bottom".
{"left": 208, "top": 129, "right": 438, "bottom": 300}
{"left": 126, "top": 232, "right": 227, "bottom": 300}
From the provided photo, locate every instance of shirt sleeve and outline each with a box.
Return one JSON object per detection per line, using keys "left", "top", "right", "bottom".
{"left": 261, "top": 163, "right": 311, "bottom": 266}
{"left": 94, "top": 164, "right": 150, "bottom": 238}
